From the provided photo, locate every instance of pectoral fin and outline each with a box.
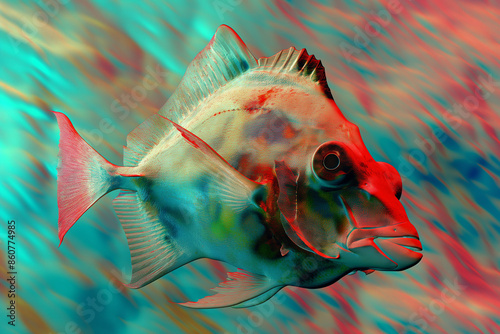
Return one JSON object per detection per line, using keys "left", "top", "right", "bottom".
{"left": 178, "top": 270, "right": 274, "bottom": 309}
{"left": 162, "top": 115, "right": 263, "bottom": 212}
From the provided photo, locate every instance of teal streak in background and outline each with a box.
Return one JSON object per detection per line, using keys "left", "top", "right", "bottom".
{"left": 1, "top": 0, "right": 499, "bottom": 333}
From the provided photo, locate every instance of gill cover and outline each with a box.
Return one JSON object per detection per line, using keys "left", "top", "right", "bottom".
{"left": 275, "top": 159, "right": 343, "bottom": 259}
{"left": 275, "top": 142, "right": 358, "bottom": 259}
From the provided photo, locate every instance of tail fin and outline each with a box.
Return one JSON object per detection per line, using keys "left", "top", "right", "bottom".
{"left": 53, "top": 111, "right": 120, "bottom": 245}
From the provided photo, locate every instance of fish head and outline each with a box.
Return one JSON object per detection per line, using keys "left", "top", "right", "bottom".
{"left": 276, "top": 120, "right": 422, "bottom": 272}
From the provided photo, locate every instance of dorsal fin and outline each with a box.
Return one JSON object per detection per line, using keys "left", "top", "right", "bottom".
{"left": 124, "top": 114, "right": 173, "bottom": 166}
{"left": 159, "top": 24, "right": 258, "bottom": 122}
{"left": 123, "top": 25, "right": 257, "bottom": 166}
{"left": 257, "top": 47, "right": 333, "bottom": 100}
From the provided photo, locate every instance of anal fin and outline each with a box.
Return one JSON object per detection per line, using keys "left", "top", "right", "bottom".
{"left": 178, "top": 270, "right": 273, "bottom": 309}
{"left": 113, "top": 190, "right": 189, "bottom": 288}
{"left": 231, "top": 286, "right": 283, "bottom": 308}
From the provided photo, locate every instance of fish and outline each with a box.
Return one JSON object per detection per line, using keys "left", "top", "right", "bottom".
{"left": 53, "top": 24, "right": 423, "bottom": 309}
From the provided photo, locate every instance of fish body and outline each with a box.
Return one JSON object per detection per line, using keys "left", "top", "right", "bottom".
{"left": 53, "top": 25, "right": 422, "bottom": 308}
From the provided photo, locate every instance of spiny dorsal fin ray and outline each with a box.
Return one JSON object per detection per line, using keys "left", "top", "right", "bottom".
{"left": 257, "top": 47, "right": 333, "bottom": 100}
{"left": 112, "top": 190, "right": 190, "bottom": 288}
{"left": 178, "top": 271, "right": 274, "bottom": 309}
{"left": 124, "top": 114, "right": 173, "bottom": 166}
{"left": 124, "top": 25, "right": 257, "bottom": 166}
{"left": 159, "top": 24, "right": 258, "bottom": 122}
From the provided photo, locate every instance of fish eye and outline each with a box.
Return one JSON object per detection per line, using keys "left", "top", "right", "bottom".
{"left": 323, "top": 153, "right": 340, "bottom": 171}
{"left": 312, "top": 142, "right": 352, "bottom": 184}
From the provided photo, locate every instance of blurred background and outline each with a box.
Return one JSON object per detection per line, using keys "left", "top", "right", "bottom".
{"left": 1, "top": 0, "right": 499, "bottom": 333}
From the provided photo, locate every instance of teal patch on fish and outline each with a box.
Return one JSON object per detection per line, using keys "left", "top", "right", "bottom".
{"left": 53, "top": 25, "right": 423, "bottom": 309}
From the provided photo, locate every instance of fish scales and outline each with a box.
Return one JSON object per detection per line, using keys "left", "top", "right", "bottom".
{"left": 52, "top": 25, "right": 423, "bottom": 309}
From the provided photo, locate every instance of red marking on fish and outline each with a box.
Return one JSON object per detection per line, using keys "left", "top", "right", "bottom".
{"left": 244, "top": 87, "right": 281, "bottom": 112}
{"left": 283, "top": 124, "right": 296, "bottom": 139}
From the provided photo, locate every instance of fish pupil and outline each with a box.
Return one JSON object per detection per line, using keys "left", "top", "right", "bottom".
{"left": 323, "top": 153, "right": 340, "bottom": 171}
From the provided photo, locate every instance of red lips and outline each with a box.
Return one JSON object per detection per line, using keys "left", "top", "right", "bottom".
{"left": 346, "top": 221, "right": 423, "bottom": 270}
{"left": 346, "top": 221, "right": 421, "bottom": 249}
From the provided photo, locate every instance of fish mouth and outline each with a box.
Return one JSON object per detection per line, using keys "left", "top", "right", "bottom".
{"left": 346, "top": 221, "right": 423, "bottom": 270}
{"left": 380, "top": 236, "right": 423, "bottom": 252}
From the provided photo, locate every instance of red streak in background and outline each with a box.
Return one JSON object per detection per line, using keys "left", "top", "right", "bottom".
{"left": 96, "top": 53, "right": 116, "bottom": 79}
